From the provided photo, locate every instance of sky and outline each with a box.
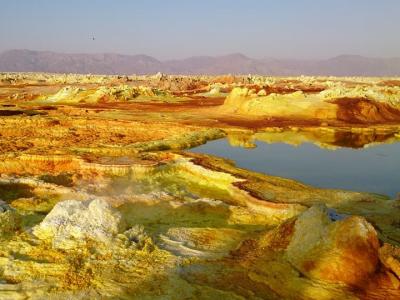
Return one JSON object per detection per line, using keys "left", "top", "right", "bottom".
{"left": 0, "top": 0, "right": 399, "bottom": 60}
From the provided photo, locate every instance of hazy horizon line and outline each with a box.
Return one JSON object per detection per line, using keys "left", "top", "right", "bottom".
{"left": 2, "top": 48, "right": 400, "bottom": 62}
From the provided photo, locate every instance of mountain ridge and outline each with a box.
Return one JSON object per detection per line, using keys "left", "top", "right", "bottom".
{"left": 1, "top": 49, "right": 400, "bottom": 76}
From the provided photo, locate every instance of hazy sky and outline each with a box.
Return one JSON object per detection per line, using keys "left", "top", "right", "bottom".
{"left": 1, "top": 0, "right": 399, "bottom": 60}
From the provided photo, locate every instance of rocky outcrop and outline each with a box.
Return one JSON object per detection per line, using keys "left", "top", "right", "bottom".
{"left": 320, "top": 85, "right": 400, "bottom": 106}
{"left": 379, "top": 243, "right": 400, "bottom": 280}
{"left": 222, "top": 87, "right": 337, "bottom": 120}
{"left": 286, "top": 204, "right": 379, "bottom": 286}
{"left": 33, "top": 198, "right": 126, "bottom": 249}
{"left": 222, "top": 86, "right": 400, "bottom": 124}
{"left": 333, "top": 97, "right": 400, "bottom": 123}
{"left": 44, "top": 86, "right": 85, "bottom": 103}
{"left": 40, "top": 85, "right": 172, "bottom": 104}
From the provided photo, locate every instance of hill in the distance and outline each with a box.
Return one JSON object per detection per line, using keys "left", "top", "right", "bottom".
{"left": 1, "top": 49, "right": 399, "bottom": 76}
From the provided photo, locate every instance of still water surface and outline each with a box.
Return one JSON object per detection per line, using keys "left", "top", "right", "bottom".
{"left": 191, "top": 138, "right": 400, "bottom": 198}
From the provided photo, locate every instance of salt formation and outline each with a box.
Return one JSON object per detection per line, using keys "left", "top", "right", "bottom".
{"left": 222, "top": 87, "right": 336, "bottom": 119}
{"left": 286, "top": 204, "right": 379, "bottom": 285}
{"left": 33, "top": 198, "right": 126, "bottom": 249}
{"left": 45, "top": 86, "right": 84, "bottom": 103}
{"left": 222, "top": 86, "right": 400, "bottom": 123}
{"left": 41, "top": 85, "right": 171, "bottom": 104}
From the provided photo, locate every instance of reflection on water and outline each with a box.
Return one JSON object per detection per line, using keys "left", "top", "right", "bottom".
{"left": 191, "top": 130, "right": 400, "bottom": 198}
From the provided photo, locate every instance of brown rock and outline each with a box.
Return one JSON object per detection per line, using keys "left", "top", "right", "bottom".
{"left": 379, "top": 243, "right": 400, "bottom": 279}
{"left": 286, "top": 204, "right": 380, "bottom": 286}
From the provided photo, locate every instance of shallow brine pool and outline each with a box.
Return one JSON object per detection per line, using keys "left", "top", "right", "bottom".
{"left": 191, "top": 137, "right": 400, "bottom": 198}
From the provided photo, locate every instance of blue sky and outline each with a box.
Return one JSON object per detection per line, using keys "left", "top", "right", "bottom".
{"left": 1, "top": 0, "right": 399, "bottom": 59}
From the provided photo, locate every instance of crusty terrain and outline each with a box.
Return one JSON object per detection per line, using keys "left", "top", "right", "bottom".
{"left": 0, "top": 72, "right": 399, "bottom": 299}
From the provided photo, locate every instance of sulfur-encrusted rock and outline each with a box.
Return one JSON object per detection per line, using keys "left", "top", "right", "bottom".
{"left": 0, "top": 200, "right": 21, "bottom": 236}
{"left": 40, "top": 84, "right": 171, "bottom": 104}
{"left": 379, "top": 243, "right": 400, "bottom": 279}
{"left": 222, "top": 87, "right": 337, "bottom": 120}
{"left": 33, "top": 198, "right": 126, "bottom": 249}
{"left": 286, "top": 204, "right": 380, "bottom": 286}
{"left": 45, "top": 86, "right": 84, "bottom": 103}
{"left": 116, "top": 225, "right": 154, "bottom": 251}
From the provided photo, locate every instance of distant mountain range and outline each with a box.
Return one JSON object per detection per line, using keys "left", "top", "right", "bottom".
{"left": 1, "top": 49, "right": 400, "bottom": 76}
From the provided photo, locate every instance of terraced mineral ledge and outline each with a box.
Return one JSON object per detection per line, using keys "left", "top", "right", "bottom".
{"left": 0, "top": 72, "right": 399, "bottom": 299}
